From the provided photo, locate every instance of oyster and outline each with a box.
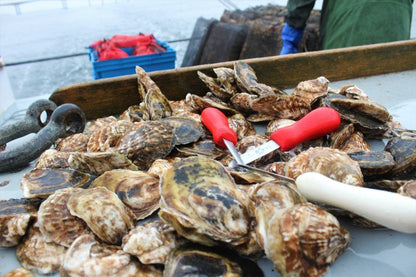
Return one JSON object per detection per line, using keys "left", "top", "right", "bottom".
{"left": 67, "top": 187, "right": 136, "bottom": 245}
{"left": 20, "top": 168, "right": 90, "bottom": 199}
{"left": 122, "top": 219, "right": 183, "bottom": 264}
{"left": 55, "top": 133, "right": 90, "bottom": 152}
{"left": 291, "top": 76, "right": 329, "bottom": 104}
{"left": 285, "top": 147, "right": 364, "bottom": 187}
{"left": 213, "top": 67, "right": 238, "bottom": 97}
{"left": 176, "top": 139, "right": 226, "bottom": 160}
{"left": 37, "top": 188, "right": 92, "bottom": 247}
{"left": 197, "top": 70, "right": 231, "bottom": 101}
{"left": 237, "top": 134, "right": 280, "bottom": 167}
{"left": 384, "top": 136, "right": 416, "bottom": 179}
{"left": 118, "top": 105, "right": 150, "bottom": 122}
{"left": 398, "top": 180, "right": 416, "bottom": 199}
{"left": 90, "top": 169, "right": 160, "bottom": 220}
{"left": 185, "top": 92, "right": 238, "bottom": 115}
{"left": 339, "top": 85, "right": 369, "bottom": 101}
{"left": 68, "top": 151, "right": 137, "bottom": 175}
{"left": 234, "top": 61, "right": 275, "bottom": 95}
{"left": 250, "top": 94, "right": 311, "bottom": 120}
{"left": 161, "top": 116, "right": 204, "bottom": 145}
{"left": 117, "top": 120, "right": 175, "bottom": 170}
{"left": 87, "top": 120, "right": 135, "bottom": 152}
{"left": 228, "top": 113, "right": 256, "bottom": 140}
{"left": 85, "top": 116, "right": 117, "bottom": 133}
{"left": 61, "top": 234, "right": 163, "bottom": 277}
{"left": 348, "top": 151, "right": 395, "bottom": 178}
{"left": 330, "top": 123, "right": 371, "bottom": 154}
{"left": 159, "top": 156, "right": 250, "bottom": 246}
{"left": 35, "top": 149, "right": 71, "bottom": 169}
{"left": 256, "top": 202, "right": 350, "bottom": 277}
{"left": 136, "top": 66, "right": 172, "bottom": 120}
{"left": 147, "top": 157, "right": 182, "bottom": 179}
{"left": 2, "top": 268, "right": 35, "bottom": 277}
{"left": 164, "top": 243, "right": 264, "bottom": 277}
{"left": 0, "top": 198, "right": 40, "bottom": 247}
{"left": 16, "top": 223, "right": 66, "bottom": 274}
{"left": 230, "top": 92, "right": 258, "bottom": 114}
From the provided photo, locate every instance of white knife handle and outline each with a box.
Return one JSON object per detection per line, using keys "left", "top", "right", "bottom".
{"left": 296, "top": 172, "right": 416, "bottom": 234}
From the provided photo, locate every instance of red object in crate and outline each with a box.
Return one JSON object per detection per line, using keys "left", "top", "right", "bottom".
{"left": 90, "top": 34, "right": 166, "bottom": 61}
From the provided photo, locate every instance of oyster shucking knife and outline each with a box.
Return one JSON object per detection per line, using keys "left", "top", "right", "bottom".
{"left": 230, "top": 106, "right": 341, "bottom": 167}
{"left": 201, "top": 107, "right": 416, "bottom": 234}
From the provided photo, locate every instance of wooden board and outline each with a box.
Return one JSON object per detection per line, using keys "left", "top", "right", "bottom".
{"left": 50, "top": 40, "right": 416, "bottom": 120}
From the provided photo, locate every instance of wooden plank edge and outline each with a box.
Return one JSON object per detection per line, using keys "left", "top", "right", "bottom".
{"left": 50, "top": 39, "right": 416, "bottom": 119}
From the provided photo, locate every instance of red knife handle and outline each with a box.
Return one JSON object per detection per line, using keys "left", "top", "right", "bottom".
{"left": 270, "top": 107, "right": 341, "bottom": 151}
{"left": 201, "top": 107, "right": 237, "bottom": 148}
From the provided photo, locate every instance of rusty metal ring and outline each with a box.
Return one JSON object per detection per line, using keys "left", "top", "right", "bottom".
{"left": 0, "top": 103, "right": 86, "bottom": 173}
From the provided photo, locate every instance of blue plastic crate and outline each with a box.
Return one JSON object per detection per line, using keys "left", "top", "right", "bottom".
{"left": 88, "top": 41, "right": 176, "bottom": 79}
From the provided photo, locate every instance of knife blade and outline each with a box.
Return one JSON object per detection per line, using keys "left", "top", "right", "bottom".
{"left": 230, "top": 107, "right": 341, "bottom": 167}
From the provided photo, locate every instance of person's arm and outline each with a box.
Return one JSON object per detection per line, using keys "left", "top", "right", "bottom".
{"left": 280, "top": 0, "right": 316, "bottom": 55}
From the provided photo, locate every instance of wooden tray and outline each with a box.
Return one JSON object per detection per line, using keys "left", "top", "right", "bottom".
{"left": 50, "top": 39, "right": 416, "bottom": 120}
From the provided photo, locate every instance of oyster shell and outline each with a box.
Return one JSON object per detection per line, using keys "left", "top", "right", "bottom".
{"left": 384, "top": 136, "right": 416, "bottom": 179}
{"left": 285, "top": 147, "right": 364, "bottom": 187}
{"left": 67, "top": 187, "right": 136, "bottom": 245}
{"left": 348, "top": 151, "right": 395, "bottom": 177}
{"left": 20, "top": 168, "right": 90, "bottom": 199}
{"left": 197, "top": 70, "right": 231, "bottom": 101}
{"left": 55, "top": 133, "right": 90, "bottom": 152}
{"left": 291, "top": 76, "right": 329, "bottom": 104}
{"left": 159, "top": 156, "right": 250, "bottom": 246}
{"left": 230, "top": 92, "right": 258, "bottom": 114}
{"left": 175, "top": 139, "right": 226, "bottom": 160}
{"left": 85, "top": 116, "right": 117, "bottom": 133}
{"left": 234, "top": 61, "right": 275, "bottom": 95}
{"left": 161, "top": 116, "right": 204, "bottom": 145}
{"left": 16, "top": 223, "right": 66, "bottom": 274}
{"left": 330, "top": 123, "right": 371, "bottom": 154}
{"left": 61, "top": 234, "right": 163, "bottom": 277}
{"left": 164, "top": 243, "right": 263, "bottom": 277}
{"left": 122, "top": 219, "right": 183, "bottom": 264}
{"left": 2, "top": 268, "right": 35, "bottom": 277}
{"left": 68, "top": 151, "right": 138, "bottom": 175}
{"left": 90, "top": 169, "right": 160, "bottom": 220}
{"left": 213, "top": 67, "right": 238, "bottom": 97}
{"left": 228, "top": 113, "right": 256, "bottom": 140}
{"left": 35, "top": 149, "right": 71, "bottom": 169}
{"left": 250, "top": 94, "right": 311, "bottom": 120}
{"left": 185, "top": 93, "right": 238, "bottom": 115}
{"left": 37, "top": 188, "right": 92, "bottom": 247}
{"left": 0, "top": 198, "right": 40, "bottom": 247}
{"left": 117, "top": 120, "right": 175, "bottom": 170}
{"left": 256, "top": 203, "right": 350, "bottom": 277}
{"left": 237, "top": 134, "right": 280, "bottom": 167}
{"left": 87, "top": 120, "right": 135, "bottom": 152}
{"left": 398, "top": 180, "right": 416, "bottom": 199}
{"left": 147, "top": 157, "right": 182, "bottom": 179}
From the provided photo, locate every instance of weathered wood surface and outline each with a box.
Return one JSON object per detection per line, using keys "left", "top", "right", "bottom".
{"left": 50, "top": 39, "right": 416, "bottom": 120}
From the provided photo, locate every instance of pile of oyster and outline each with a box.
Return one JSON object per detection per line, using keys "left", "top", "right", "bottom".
{"left": 1, "top": 64, "right": 415, "bottom": 277}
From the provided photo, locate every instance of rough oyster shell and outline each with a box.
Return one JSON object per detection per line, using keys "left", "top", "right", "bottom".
{"left": 159, "top": 156, "right": 250, "bottom": 246}
{"left": 197, "top": 70, "right": 231, "bottom": 101}
{"left": 55, "top": 133, "right": 90, "bottom": 152}
{"left": 291, "top": 76, "right": 329, "bottom": 104}
{"left": 67, "top": 187, "right": 136, "bottom": 245}
{"left": 87, "top": 120, "right": 135, "bottom": 152}
{"left": 117, "top": 120, "right": 175, "bottom": 170}
{"left": 16, "top": 223, "right": 66, "bottom": 274}
{"left": 234, "top": 61, "right": 275, "bottom": 95}
{"left": 213, "top": 67, "right": 238, "bottom": 97}
{"left": 0, "top": 198, "right": 40, "bottom": 247}
{"left": 90, "top": 169, "right": 160, "bottom": 220}
{"left": 398, "top": 180, "right": 416, "bottom": 199}
{"left": 1, "top": 268, "right": 35, "bottom": 277}
{"left": 285, "top": 147, "right": 364, "bottom": 187}
{"left": 257, "top": 203, "right": 350, "bottom": 277}
{"left": 348, "top": 150, "right": 395, "bottom": 177}
{"left": 35, "top": 149, "right": 71, "bottom": 169}
{"left": 384, "top": 136, "right": 416, "bottom": 179}
{"left": 61, "top": 234, "right": 163, "bottom": 277}
{"left": 250, "top": 94, "right": 311, "bottom": 120}
{"left": 122, "top": 219, "right": 183, "bottom": 264}
{"left": 20, "top": 168, "right": 90, "bottom": 199}
{"left": 228, "top": 113, "right": 256, "bottom": 140}
{"left": 185, "top": 93, "right": 238, "bottom": 115}
{"left": 37, "top": 188, "right": 92, "bottom": 247}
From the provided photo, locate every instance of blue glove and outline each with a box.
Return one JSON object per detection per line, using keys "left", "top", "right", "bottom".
{"left": 280, "top": 23, "right": 304, "bottom": 55}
